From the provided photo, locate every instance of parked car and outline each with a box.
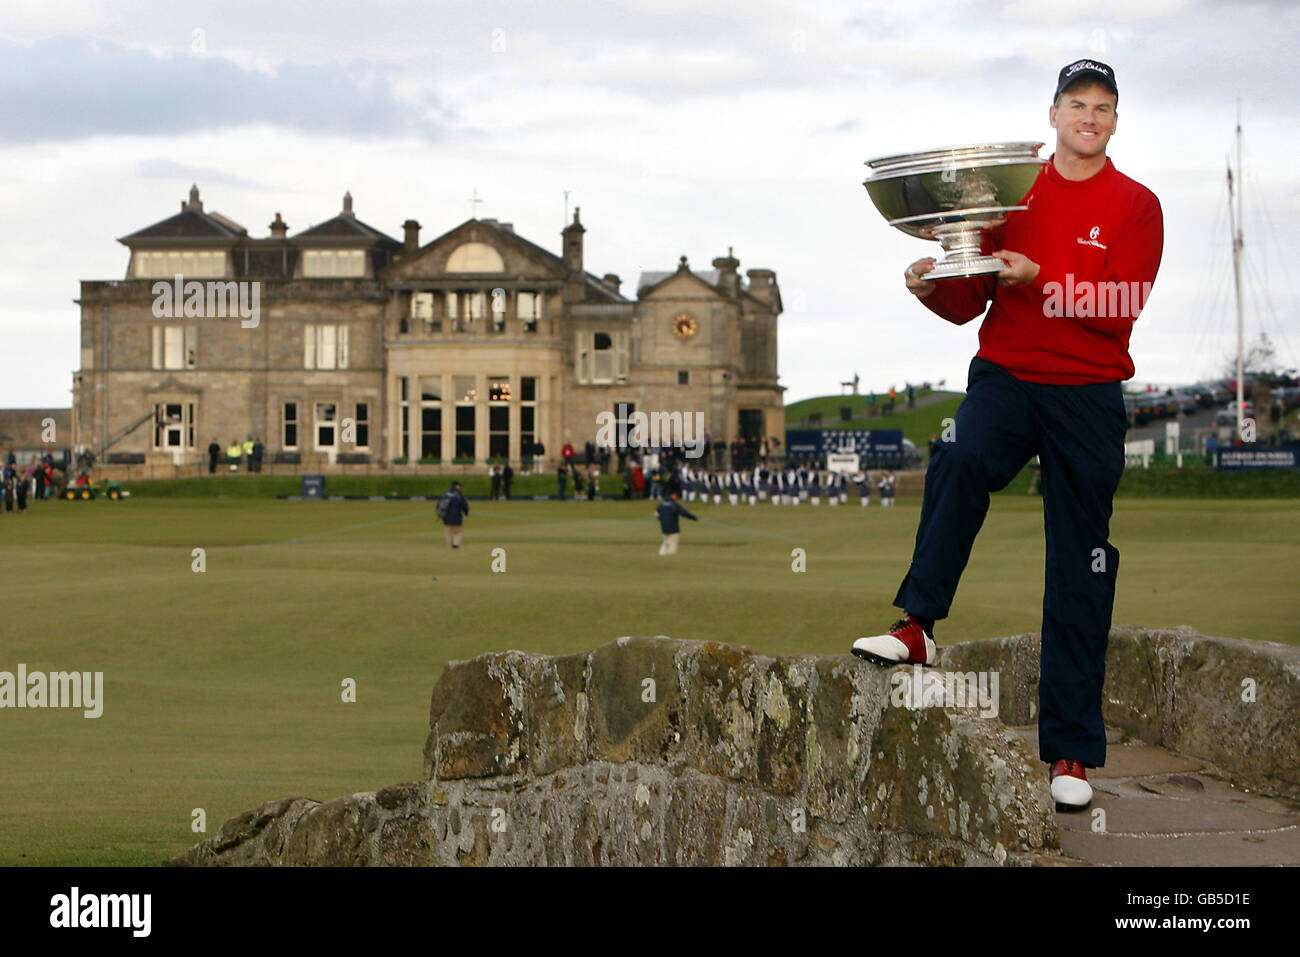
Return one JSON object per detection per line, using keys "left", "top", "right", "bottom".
{"left": 1171, "top": 391, "right": 1198, "bottom": 416}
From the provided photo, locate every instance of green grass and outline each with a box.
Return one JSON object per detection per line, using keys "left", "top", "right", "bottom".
{"left": 2, "top": 494, "right": 1298, "bottom": 865}
{"left": 785, "top": 387, "right": 935, "bottom": 421}
{"left": 785, "top": 390, "right": 964, "bottom": 448}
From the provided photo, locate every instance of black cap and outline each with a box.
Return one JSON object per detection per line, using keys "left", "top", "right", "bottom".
{"left": 1054, "top": 59, "right": 1118, "bottom": 103}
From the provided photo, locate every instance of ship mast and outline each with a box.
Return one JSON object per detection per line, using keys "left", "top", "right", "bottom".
{"left": 1228, "top": 98, "right": 1245, "bottom": 438}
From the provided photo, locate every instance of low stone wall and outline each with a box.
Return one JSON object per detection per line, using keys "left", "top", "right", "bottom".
{"left": 941, "top": 625, "right": 1300, "bottom": 802}
{"left": 174, "top": 637, "right": 1058, "bottom": 866}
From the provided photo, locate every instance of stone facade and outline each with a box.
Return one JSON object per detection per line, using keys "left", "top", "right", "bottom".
{"left": 72, "top": 187, "right": 784, "bottom": 471}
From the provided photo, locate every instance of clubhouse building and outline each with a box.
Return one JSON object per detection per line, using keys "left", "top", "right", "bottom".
{"left": 71, "top": 186, "right": 785, "bottom": 472}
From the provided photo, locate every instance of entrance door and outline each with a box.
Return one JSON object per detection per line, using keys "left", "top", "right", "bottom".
{"left": 315, "top": 402, "right": 338, "bottom": 464}
{"left": 739, "top": 408, "right": 764, "bottom": 468}
{"left": 154, "top": 402, "right": 194, "bottom": 465}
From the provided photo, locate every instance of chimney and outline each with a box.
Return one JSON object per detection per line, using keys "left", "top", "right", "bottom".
{"left": 499, "top": 222, "right": 514, "bottom": 233}
{"left": 746, "top": 268, "right": 777, "bottom": 308}
{"left": 342, "top": 191, "right": 354, "bottom": 216}
{"left": 269, "top": 212, "right": 289, "bottom": 238}
{"left": 403, "top": 219, "right": 421, "bottom": 253}
{"left": 562, "top": 207, "right": 585, "bottom": 272}
{"left": 602, "top": 273, "right": 621, "bottom": 294}
{"left": 712, "top": 246, "right": 739, "bottom": 296}
{"left": 185, "top": 184, "right": 203, "bottom": 212}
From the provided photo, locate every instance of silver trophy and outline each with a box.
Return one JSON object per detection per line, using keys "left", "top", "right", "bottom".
{"left": 862, "top": 142, "right": 1047, "bottom": 279}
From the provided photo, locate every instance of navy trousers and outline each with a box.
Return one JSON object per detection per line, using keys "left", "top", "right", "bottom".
{"left": 894, "top": 357, "right": 1127, "bottom": 768}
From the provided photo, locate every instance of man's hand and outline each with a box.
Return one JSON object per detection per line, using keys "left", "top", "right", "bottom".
{"left": 904, "top": 258, "right": 937, "bottom": 299}
{"left": 991, "top": 250, "right": 1040, "bottom": 286}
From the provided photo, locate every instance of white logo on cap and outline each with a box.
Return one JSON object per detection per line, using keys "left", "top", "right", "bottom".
{"left": 1089, "top": 226, "right": 1101, "bottom": 240}
{"left": 1068, "top": 60, "right": 1110, "bottom": 77}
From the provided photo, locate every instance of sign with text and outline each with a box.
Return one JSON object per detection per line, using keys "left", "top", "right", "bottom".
{"left": 1215, "top": 444, "right": 1299, "bottom": 470}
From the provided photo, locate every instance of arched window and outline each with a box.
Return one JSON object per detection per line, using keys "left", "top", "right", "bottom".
{"left": 446, "top": 242, "right": 504, "bottom": 272}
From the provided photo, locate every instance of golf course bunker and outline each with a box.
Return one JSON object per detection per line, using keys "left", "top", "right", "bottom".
{"left": 173, "top": 628, "right": 1299, "bottom": 866}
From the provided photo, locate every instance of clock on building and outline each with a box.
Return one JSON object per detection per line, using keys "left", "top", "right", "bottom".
{"left": 671, "top": 312, "right": 698, "bottom": 340}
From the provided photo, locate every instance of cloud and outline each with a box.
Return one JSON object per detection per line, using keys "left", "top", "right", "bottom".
{"left": 131, "top": 159, "right": 268, "bottom": 191}
{"left": 0, "top": 36, "right": 449, "bottom": 143}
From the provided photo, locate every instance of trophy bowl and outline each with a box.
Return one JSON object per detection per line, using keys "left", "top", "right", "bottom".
{"left": 863, "top": 142, "right": 1047, "bottom": 279}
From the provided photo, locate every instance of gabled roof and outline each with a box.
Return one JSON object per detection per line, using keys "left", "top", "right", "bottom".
{"left": 293, "top": 214, "right": 399, "bottom": 244}
{"left": 119, "top": 208, "right": 245, "bottom": 243}
{"left": 639, "top": 259, "right": 779, "bottom": 311}
{"left": 402, "top": 217, "right": 629, "bottom": 303}
{"left": 294, "top": 192, "right": 400, "bottom": 246}
{"left": 119, "top": 184, "right": 246, "bottom": 244}
{"left": 638, "top": 268, "right": 721, "bottom": 294}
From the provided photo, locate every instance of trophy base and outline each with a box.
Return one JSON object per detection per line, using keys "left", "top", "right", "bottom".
{"left": 927, "top": 255, "right": 1006, "bottom": 280}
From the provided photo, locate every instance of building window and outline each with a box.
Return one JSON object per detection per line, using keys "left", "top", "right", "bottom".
{"left": 420, "top": 377, "right": 442, "bottom": 460}
{"left": 594, "top": 332, "right": 615, "bottom": 382}
{"left": 302, "top": 249, "right": 366, "bottom": 278}
{"left": 152, "top": 326, "right": 196, "bottom": 370}
{"left": 455, "top": 407, "right": 475, "bottom": 460}
{"left": 135, "top": 250, "right": 225, "bottom": 278}
{"left": 519, "top": 376, "right": 537, "bottom": 460}
{"left": 283, "top": 402, "right": 299, "bottom": 449}
{"left": 454, "top": 374, "right": 476, "bottom": 460}
{"left": 446, "top": 242, "right": 504, "bottom": 272}
{"left": 577, "top": 330, "right": 628, "bottom": 384}
{"left": 152, "top": 402, "right": 195, "bottom": 450}
{"left": 678, "top": 369, "right": 691, "bottom": 386}
{"left": 397, "top": 378, "right": 409, "bottom": 459}
{"left": 409, "top": 292, "right": 439, "bottom": 333}
{"left": 304, "top": 324, "right": 350, "bottom": 369}
{"left": 517, "top": 291, "right": 541, "bottom": 333}
{"left": 615, "top": 403, "right": 634, "bottom": 450}
{"left": 315, "top": 403, "right": 337, "bottom": 449}
{"left": 490, "top": 289, "right": 506, "bottom": 333}
{"left": 448, "top": 291, "right": 486, "bottom": 332}
{"left": 353, "top": 402, "right": 369, "bottom": 448}
{"left": 489, "top": 376, "right": 510, "bottom": 459}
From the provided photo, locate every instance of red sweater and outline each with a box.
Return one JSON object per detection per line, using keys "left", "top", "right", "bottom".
{"left": 921, "top": 155, "right": 1164, "bottom": 383}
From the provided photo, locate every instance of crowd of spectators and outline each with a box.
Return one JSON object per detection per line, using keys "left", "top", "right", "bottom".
{"left": 1, "top": 450, "right": 64, "bottom": 513}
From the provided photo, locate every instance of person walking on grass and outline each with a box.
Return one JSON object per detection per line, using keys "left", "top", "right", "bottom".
{"left": 437, "top": 480, "right": 470, "bottom": 549}
{"left": 655, "top": 491, "right": 697, "bottom": 556}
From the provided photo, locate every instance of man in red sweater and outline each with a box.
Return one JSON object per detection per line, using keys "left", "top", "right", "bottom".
{"left": 851, "top": 60, "right": 1163, "bottom": 811}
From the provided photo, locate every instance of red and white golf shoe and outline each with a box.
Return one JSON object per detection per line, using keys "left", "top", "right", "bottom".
{"left": 851, "top": 616, "right": 937, "bottom": 667}
{"left": 1049, "top": 759, "right": 1093, "bottom": 810}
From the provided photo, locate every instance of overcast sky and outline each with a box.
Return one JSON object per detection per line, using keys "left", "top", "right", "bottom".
{"left": 2, "top": 0, "right": 1297, "bottom": 409}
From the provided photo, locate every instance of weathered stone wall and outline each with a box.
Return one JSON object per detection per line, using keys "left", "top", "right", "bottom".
{"left": 941, "top": 625, "right": 1300, "bottom": 802}
{"left": 174, "top": 637, "right": 1058, "bottom": 866}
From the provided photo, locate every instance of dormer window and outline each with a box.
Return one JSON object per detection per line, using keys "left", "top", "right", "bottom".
{"left": 303, "top": 249, "right": 366, "bottom": 277}
{"left": 134, "top": 250, "right": 225, "bottom": 278}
